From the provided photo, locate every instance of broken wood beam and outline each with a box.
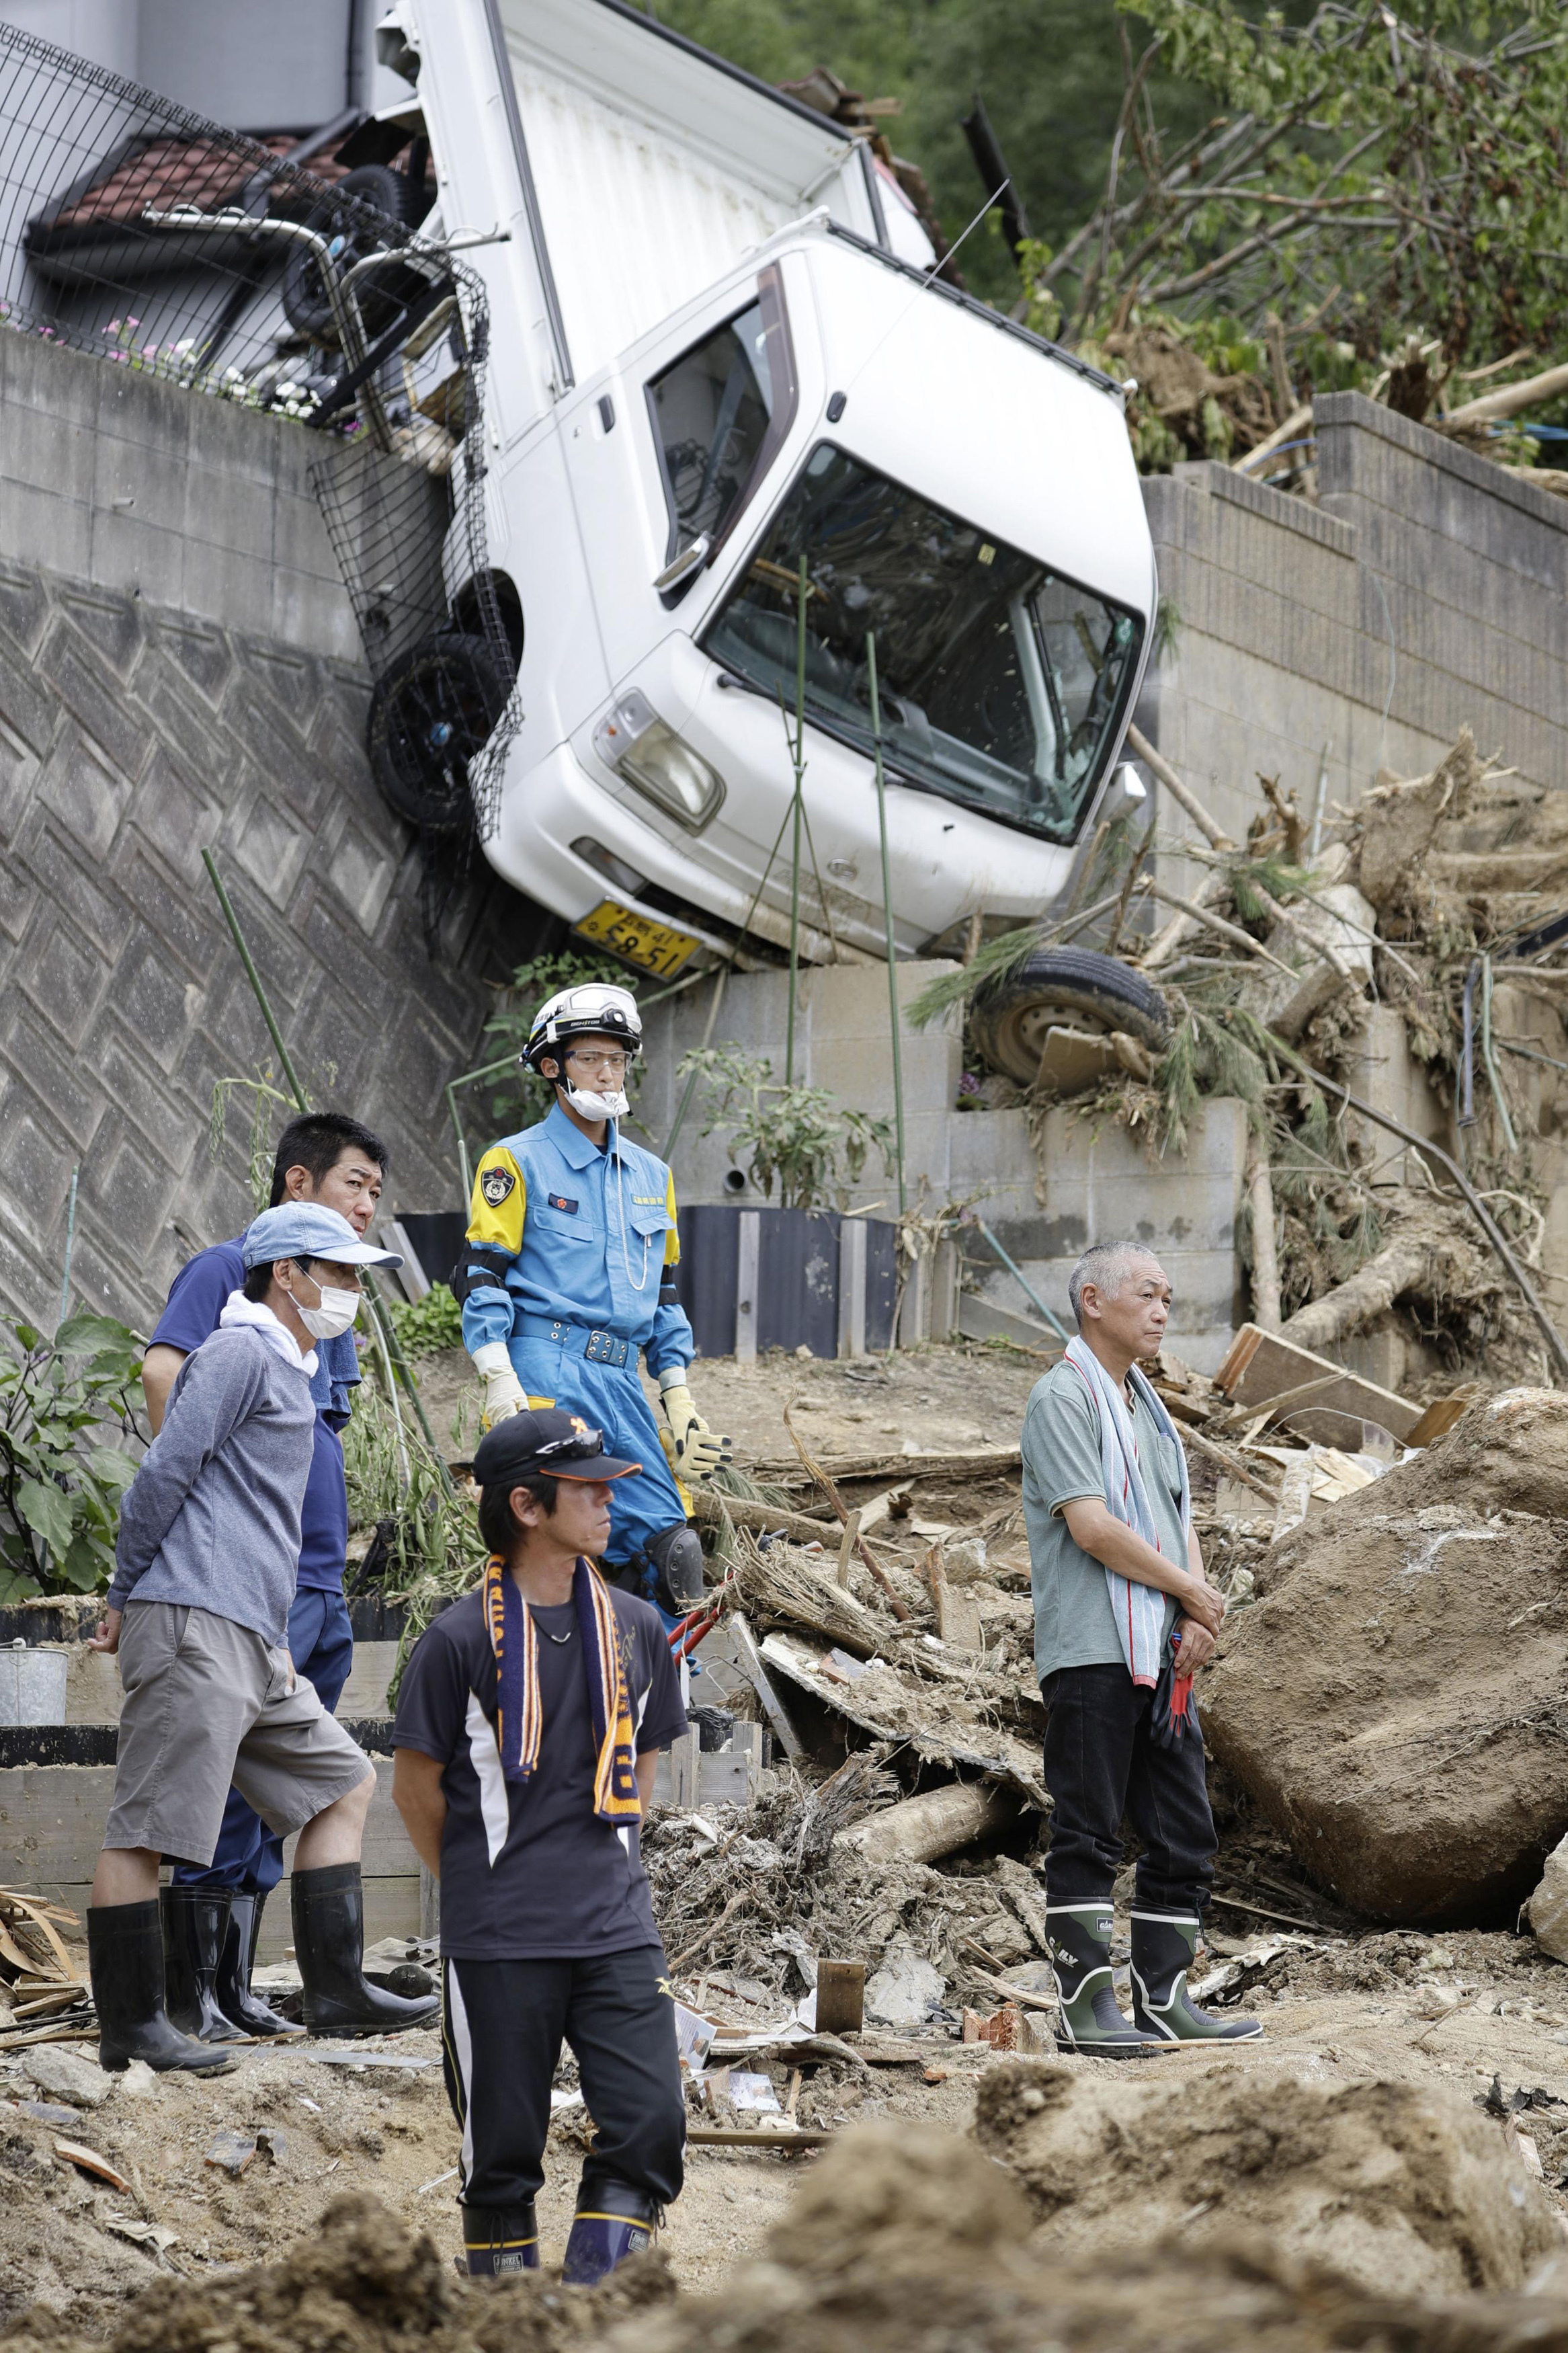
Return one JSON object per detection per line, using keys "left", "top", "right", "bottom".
{"left": 727, "top": 1611, "right": 803, "bottom": 1763}
{"left": 1126, "top": 723, "right": 1236, "bottom": 851}
{"left": 783, "top": 1404, "right": 911, "bottom": 1622}
{"left": 836, "top": 1781, "right": 1022, "bottom": 1869}
{"left": 690, "top": 1489, "right": 836, "bottom": 1547}
{"left": 1245, "top": 1140, "right": 1282, "bottom": 1332}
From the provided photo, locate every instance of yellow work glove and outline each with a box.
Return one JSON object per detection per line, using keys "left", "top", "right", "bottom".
{"left": 471, "top": 1343, "right": 526, "bottom": 1429}
{"left": 657, "top": 1370, "right": 731, "bottom": 1482}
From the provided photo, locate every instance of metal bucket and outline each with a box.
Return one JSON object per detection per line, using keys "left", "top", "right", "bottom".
{"left": 0, "top": 1643, "right": 68, "bottom": 1726}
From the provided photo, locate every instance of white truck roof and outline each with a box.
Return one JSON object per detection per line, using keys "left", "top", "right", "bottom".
{"left": 491, "top": 0, "right": 884, "bottom": 383}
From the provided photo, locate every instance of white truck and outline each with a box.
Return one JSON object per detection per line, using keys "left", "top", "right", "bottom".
{"left": 370, "top": 0, "right": 1158, "bottom": 1028}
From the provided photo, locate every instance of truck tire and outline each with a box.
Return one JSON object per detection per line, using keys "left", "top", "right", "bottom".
{"left": 281, "top": 165, "right": 421, "bottom": 345}
{"left": 968, "top": 946, "right": 1170, "bottom": 1084}
{"left": 366, "top": 633, "right": 513, "bottom": 832}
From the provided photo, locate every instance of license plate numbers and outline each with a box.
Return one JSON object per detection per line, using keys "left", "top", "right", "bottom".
{"left": 573, "top": 898, "right": 699, "bottom": 980}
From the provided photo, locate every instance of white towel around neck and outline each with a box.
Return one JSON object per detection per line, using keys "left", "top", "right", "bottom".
{"left": 1062, "top": 1332, "right": 1191, "bottom": 1686}
{"left": 218, "top": 1290, "right": 319, "bottom": 1380}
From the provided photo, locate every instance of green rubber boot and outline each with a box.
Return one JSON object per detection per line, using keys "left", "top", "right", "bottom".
{"left": 1046, "top": 1903, "right": 1161, "bottom": 2057}
{"left": 1130, "top": 1911, "right": 1264, "bottom": 2042}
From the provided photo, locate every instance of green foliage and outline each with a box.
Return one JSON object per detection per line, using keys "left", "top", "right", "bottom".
{"left": 679, "top": 1045, "right": 894, "bottom": 1208}
{"left": 208, "top": 1072, "right": 298, "bottom": 1216}
{"left": 1042, "top": 0, "right": 1568, "bottom": 387}
{"left": 905, "top": 923, "right": 1053, "bottom": 1031}
{"left": 0, "top": 1315, "right": 145, "bottom": 1604}
{"left": 342, "top": 1369, "right": 487, "bottom": 1700}
{"left": 385, "top": 1283, "right": 464, "bottom": 1362}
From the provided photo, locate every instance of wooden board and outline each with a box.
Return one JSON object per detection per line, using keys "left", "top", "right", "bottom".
{"left": 1213, "top": 1322, "right": 1421, "bottom": 1443}
{"left": 759, "top": 1446, "right": 1024, "bottom": 1484}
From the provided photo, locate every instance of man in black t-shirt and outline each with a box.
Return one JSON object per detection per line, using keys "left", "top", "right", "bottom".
{"left": 393, "top": 1408, "right": 689, "bottom": 2286}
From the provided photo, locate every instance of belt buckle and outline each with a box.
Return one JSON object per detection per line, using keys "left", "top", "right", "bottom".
{"left": 586, "top": 1328, "right": 626, "bottom": 1367}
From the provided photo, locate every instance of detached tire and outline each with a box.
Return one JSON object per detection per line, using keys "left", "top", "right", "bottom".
{"left": 969, "top": 947, "right": 1170, "bottom": 1084}
{"left": 281, "top": 164, "right": 423, "bottom": 346}
{"left": 367, "top": 633, "right": 513, "bottom": 832}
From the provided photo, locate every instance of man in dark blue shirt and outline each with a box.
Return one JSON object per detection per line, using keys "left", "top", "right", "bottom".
{"left": 392, "top": 1408, "right": 688, "bottom": 2288}
{"left": 141, "top": 1112, "right": 389, "bottom": 2042}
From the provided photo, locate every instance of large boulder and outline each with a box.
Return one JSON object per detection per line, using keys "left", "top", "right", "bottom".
{"left": 1202, "top": 1389, "right": 1568, "bottom": 1922}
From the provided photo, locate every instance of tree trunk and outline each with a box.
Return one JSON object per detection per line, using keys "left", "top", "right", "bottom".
{"left": 1278, "top": 1236, "right": 1432, "bottom": 1351}
{"left": 1247, "top": 1143, "right": 1282, "bottom": 1332}
{"left": 835, "top": 1782, "right": 1021, "bottom": 1869}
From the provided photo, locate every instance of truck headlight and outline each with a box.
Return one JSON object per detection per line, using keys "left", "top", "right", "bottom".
{"left": 592, "top": 691, "right": 725, "bottom": 832}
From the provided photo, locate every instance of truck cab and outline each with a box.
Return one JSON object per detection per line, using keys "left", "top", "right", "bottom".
{"left": 378, "top": 0, "right": 1156, "bottom": 975}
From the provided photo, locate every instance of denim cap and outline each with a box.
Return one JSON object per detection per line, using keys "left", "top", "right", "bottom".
{"left": 241, "top": 1201, "right": 403, "bottom": 1270}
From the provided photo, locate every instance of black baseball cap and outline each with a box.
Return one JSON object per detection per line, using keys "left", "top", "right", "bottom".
{"left": 472, "top": 1407, "right": 641, "bottom": 1488}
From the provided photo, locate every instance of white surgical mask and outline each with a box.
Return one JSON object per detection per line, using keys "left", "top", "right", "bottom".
{"left": 288, "top": 1269, "right": 362, "bottom": 1342}
{"left": 563, "top": 1081, "right": 628, "bottom": 1123}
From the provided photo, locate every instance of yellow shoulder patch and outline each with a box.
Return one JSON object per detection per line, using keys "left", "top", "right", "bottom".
{"left": 468, "top": 1146, "right": 526, "bottom": 1256}
{"left": 663, "top": 1166, "right": 680, "bottom": 1267}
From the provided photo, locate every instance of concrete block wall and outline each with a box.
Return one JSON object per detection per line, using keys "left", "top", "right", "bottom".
{"left": 0, "top": 335, "right": 530, "bottom": 1334}
{"left": 1137, "top": 393, "right": 1568, "bottom": 898}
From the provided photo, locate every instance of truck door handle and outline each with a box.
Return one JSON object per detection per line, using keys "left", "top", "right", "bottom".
{"left": 653, "top": 535, "right": 712, "bottom": 594}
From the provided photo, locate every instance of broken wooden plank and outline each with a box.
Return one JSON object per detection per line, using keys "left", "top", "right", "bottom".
{"left": 727, "top": 1614, "right": 802, "bottom": 1764}
{"left": 690, "top": 1489, "right": 836, "bottom": 1546}
{"left": 54, "top": 2139, "right": 131, "bottom": 2193}
{"left": 758, "top": 1631, "right": 1047, "bottom": 1807}
{"left": 813, "top": 1960, "right": 865, "bottom": 2037}
{"left": 1212, "top": 1322, "right": 1421, "bottom": 1443}
{"left": 762, "top": 1446, "right": 1023, "bottom": 1484}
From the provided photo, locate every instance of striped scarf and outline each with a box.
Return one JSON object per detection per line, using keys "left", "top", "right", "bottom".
{"left": 481, "top": 1554, "right": 642, "bottom": 1821}
{"left": 1063, "top": 1334, "right": 1192, "bottom": 1687}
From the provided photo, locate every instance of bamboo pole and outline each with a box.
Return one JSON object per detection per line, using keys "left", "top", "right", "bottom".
{"left": 865, "top": 631, "right": 907, "bottom": 1215}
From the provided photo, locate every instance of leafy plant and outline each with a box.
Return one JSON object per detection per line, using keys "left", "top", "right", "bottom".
{"left": 0, "top": 1315, "right": 146, "bottom": 1605}
{"left": 342, "top": 1369, "right": 487, "bottom": 1702}
{"left": 385, "top": 1283, "right": 464, "bottom": 1361}
{"left": 679, "top": 1045, "right": 893, "bottom": 1209}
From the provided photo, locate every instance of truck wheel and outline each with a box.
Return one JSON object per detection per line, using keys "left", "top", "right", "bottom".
{"left": 281, "top": 165, "right": 421, "bottom": 345}
{"left": 366, "top": 633, "right": 513, "bottom": 832}
{"left": 968, "top": 946, "right": 1171, "bottom": 1084}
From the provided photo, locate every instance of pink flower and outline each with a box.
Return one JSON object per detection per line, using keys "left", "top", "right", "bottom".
{"left": 126, "top": 316, "right": 140, "bottom": 328}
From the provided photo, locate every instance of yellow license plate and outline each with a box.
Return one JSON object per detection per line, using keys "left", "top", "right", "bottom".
{"left": 573, "top": 898, "right": 700, "bottom": 980}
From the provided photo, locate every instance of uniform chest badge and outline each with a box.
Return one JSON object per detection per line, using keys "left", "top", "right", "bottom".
{"left": 548, "top": 1193, "right": 579, "bottom": 1213}
{"left": 481, "top": 1166, "right": 515, "bottom": 1207}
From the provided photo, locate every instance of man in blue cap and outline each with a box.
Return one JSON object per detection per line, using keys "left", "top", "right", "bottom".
{"left": 392, "top": 1406, "right": 688, "bottom": 2286}
{"left": 140, "top": 1113, "right": 388, "bottom": 2042}
{"left": 87, "top": 1204, "right": 438, "bottom": 2073}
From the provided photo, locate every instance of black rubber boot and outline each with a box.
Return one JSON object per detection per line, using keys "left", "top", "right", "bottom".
{"left": 462, "top": 2200, "right": 540, "bottom": 2277}
{"left": 646, "top": 1523, "right": 704, "bottom": 1611}
{"left": 292, "top": 1862, "right": 440, "bottom": 2038}
{"left": 215, "top": 1891, "right": 303, "bottom": 2038}
{"left": 89, "top": 1901, "right": 237, "bottom": 2075}
{"left": 161, "top": 1886, "right": 248, "bottom": 2043}
{"left": 561, "top": 2176, "right": 660, "bottom": 2288}
{"left": 1130, "top": 1911, "right": 1264, "bottom": 2042}
{"left": 1046, "top": 1902, "right": 1162, "bottom": 2057}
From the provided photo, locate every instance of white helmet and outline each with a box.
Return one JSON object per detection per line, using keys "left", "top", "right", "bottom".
{"left": 523, "top": 982, "right": 642, "bottom": 1071}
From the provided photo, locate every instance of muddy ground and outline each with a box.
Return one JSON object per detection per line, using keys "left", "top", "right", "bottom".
{"left": 10, "top": 1909, "right": 1568, "bottom": 2339}
{"left": 410, "top": 1338, "right": 1048, "bottom": 1469}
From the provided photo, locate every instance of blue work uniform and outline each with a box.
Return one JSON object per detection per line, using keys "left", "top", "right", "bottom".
{"left": 457, "top": 1101, "right": 694, "bottom": 1579}
{"left": 151, "top": 1235, "right": 360, "bottom": 1894}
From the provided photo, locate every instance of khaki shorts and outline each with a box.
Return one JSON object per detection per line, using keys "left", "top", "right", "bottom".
{"left": 104, "top": 1601, "right": 372, "bottom": 1866}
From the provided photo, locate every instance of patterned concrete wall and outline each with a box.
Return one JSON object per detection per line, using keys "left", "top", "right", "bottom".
{"left": 0, "top": 341, "right": 530, "bottom": 1336}
{"left": 1137, "top": 392, "right": 1568, "bottom": 890}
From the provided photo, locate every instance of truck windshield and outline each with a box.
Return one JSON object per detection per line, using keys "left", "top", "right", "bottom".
{"left": 703, "top": 443, "right": 1143, "bottom": 842}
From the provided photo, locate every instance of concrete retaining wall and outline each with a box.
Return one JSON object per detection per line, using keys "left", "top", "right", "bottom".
{"left": 0, "top": 333, "right": 528, "bottom": 1334}
{"left": 1139, "top": 393, "right": 1568, "bottom": 893}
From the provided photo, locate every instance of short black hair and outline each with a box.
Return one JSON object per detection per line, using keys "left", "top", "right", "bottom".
{"left": 270, "top": 1113, "right": 389, "bottom": 1207}
{"left": 242, "top": 1255, "right": 333, "bottom": 1304}
{"left": 477, "top": 1475, "right": 559, "bottom": 1552}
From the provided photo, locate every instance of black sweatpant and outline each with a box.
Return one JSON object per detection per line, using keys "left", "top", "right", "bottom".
{"left": 1041, "top": 1663, "right": 1216, "bottom": 1914}
{"left": 441, "top": 1946, "right": 685, "bottom": 2212}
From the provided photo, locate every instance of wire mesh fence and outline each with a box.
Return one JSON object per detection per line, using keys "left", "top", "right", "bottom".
{"left": 0, "top": 20, "right": 522, "bottom": 867}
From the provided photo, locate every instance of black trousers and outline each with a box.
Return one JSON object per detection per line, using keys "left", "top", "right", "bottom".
{"left": 440, "top": 1946, "right": 685, "bottom": 2212}
{"left": 1041, "top": 1664, "right": 1216, "bottom": 1914}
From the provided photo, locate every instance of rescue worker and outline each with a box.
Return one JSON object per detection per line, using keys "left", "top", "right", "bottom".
{"left": 455, "top": 983, "right": 731, "bottom": 1616}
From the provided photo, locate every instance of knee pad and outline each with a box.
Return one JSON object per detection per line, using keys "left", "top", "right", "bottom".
{"left": 645, "top": 1523, "right": 704, "bottom": 1611}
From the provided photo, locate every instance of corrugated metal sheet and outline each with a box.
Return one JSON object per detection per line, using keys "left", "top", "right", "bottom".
{"left": 513, "top": 58, "right": 790, "bottom": 378}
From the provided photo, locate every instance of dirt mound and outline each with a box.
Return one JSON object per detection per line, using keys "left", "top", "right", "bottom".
{"left": 972, "top": 2061, "right": 1559, "bottom": 2299}
{"left": 1202, "top": 1390, "right": 1568, "bottom": 1922}
{"left": 0, "top": 2191, "right": 670, "bottom": 2353}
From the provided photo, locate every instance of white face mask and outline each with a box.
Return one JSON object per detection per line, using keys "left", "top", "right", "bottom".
{"left": 286, "top": 1268, "right": 362, "bottom": 1342}
{"left": 563, "top": 1081, "right": 628, "bottom": 1123}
